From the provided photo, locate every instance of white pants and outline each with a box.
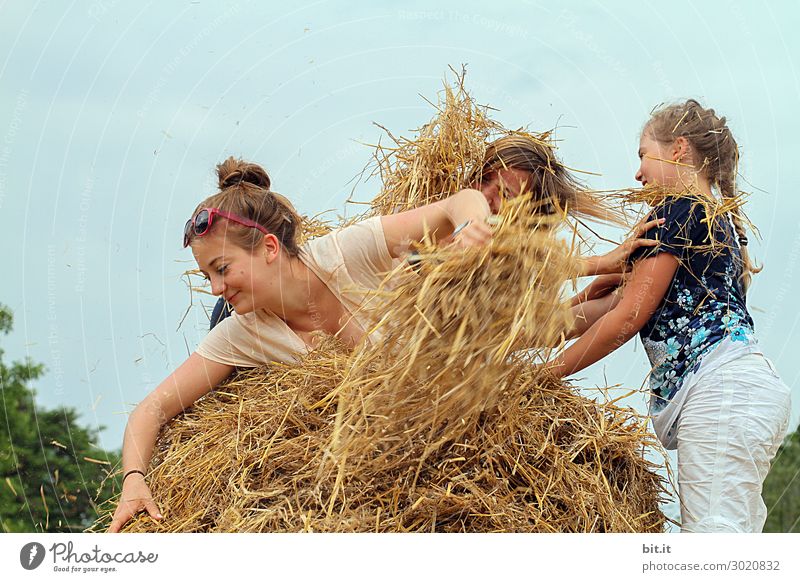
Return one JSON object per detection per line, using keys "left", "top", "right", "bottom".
{"left": 676, "top": 353, "right": 792, "bottom": 533}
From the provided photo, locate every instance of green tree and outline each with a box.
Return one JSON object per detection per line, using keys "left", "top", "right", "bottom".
{"left": 763, "top": 426, "right": 800, "bottom": 533}
{"left": 0, "top": 304, "right": 120, "bottom": 532}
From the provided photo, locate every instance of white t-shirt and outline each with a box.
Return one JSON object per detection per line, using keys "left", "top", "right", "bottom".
{"left": 195, "top": 217, "right": 394, "bottom": 368}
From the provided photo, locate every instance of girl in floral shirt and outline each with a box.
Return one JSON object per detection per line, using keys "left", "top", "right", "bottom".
{"left": 551, "top": 100, "right": 791, "bottom": 533}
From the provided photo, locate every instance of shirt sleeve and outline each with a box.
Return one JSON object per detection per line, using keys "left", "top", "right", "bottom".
{"left": 628, "top": 196, "right": 700, "bottom": 264}
{"left": 196, "top": 315, "right": 260, "bottom": 367}
{"left": 196, "top": 313, "right": 305, "bottom": 368}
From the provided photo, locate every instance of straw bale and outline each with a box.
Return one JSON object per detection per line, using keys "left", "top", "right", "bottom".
{"left": 305, "top": 197, "right": 666, "bottom": 533}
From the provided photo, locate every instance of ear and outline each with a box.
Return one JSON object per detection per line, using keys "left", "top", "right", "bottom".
{"left": 673, "top": 137, "right": 692, "bottom": 163}
{"left": 261, "top": 233, "right": 281, "bottom": 264}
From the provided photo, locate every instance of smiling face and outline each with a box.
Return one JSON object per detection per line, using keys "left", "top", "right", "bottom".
{"left": 479, "top": 167, "right": 534, "bottom": 213}
{"left": 635, "top": 129, "right": 682, "bottom": 188}
{"left": 191, "top": 228, "right": 279, "bottom": 315}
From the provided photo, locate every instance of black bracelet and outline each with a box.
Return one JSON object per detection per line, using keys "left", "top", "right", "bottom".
{"left": 122, "top": 469, "right": 146, "bottom": 483}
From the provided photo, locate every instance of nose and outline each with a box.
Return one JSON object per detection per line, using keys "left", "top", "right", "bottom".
{"left": 480, "top": 189, "right": 498, "bottom": 213}
{"left": 210, "top": 275, "right": 225, "bottom": 297}
{"left": 635, "top": 167, "right": 644, "bottom": 183}
{"left": 489, "top": 195, "right": 500, "bottom": 214}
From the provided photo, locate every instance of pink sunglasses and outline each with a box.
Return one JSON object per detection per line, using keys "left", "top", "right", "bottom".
{"left": 183, "top": 207, "right": 269, "bottom": 248}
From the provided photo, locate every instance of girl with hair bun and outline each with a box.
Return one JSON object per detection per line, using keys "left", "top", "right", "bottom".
{"left": 108, "top": 155, "right": 504, "bottom": 532}
{"left": 551, "top": 100, "right": 792, "bottom": 532}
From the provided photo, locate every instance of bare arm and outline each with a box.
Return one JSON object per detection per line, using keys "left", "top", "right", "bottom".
{"left": 107, "top": 353, "right": 234, "bottom": 532}
{"left": 568, "top": 273, "right": 626, "bottom": 308}
{"left": 549, "top": 253, "right": 678, "bottom": 377}
{"left": 566, "top": 291, "right": 622, "bottom": 340}
{"left": 380, "top": 188, "right": 492, "bottom": 258}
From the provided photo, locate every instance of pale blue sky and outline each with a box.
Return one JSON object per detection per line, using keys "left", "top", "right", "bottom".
{"left": 2, "top": 0, "right": 799, "bottom": 525}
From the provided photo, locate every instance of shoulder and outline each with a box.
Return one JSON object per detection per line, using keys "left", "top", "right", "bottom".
{"left": 304, "top": 217, "right": 392, "bottom": 273}
{"left": 304, "top": 216, "right": 382, "bottom": 249}
{"left": 334, "top": 216, "right": 387, "bottom": 249}
{"left": 650, "top": 195, "right": 697, "bottom": 221}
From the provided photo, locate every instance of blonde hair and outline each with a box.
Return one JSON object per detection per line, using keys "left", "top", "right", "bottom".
{"left": 186, "top": 157, "right": 303, "bottom": 257}
{"left": 645, "top": 99, "right": 760, "bottom": 291}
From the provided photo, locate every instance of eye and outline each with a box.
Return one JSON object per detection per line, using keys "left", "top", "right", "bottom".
{"left": 217, "top": 264, "right": 228, "bottom": 275}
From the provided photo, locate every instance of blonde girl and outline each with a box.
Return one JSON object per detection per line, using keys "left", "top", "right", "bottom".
{"left": 553, "top": 100, "right": 792, "bottom": 532}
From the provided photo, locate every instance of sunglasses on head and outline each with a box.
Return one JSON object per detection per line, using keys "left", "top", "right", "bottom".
{"left": 183, "top": 207, "right": 270, "bottom": 248}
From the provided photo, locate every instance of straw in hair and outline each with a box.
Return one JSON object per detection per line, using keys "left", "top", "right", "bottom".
{"left": 362, "top": 72, "right": 622, "bottom": 230}
{"left": 643, "top": 99, "right": 761, "bottom": 291}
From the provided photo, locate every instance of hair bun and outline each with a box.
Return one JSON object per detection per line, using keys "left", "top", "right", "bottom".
{"left": 216, "top": 156, "right": 271, "bottom": 190}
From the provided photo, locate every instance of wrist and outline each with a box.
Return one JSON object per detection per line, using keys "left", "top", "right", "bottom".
{"left": 122, "top": 469, "right": 146, "bottom": 484}
{"left": 544, "top": 358, "right": 567, "bottom": 379}
{"left": 580, "top": 256, "right": 600, "bottom": 277}
{"left": 569, "top": 291, "right": 588, "bottom": 307}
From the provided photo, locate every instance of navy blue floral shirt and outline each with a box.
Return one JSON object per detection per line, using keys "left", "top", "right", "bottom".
{"left": 628, "top": 195, "right": 755, "bottom": 412}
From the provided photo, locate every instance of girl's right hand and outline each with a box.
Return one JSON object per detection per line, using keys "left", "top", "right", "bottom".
{"left": 107, "top": 474, "right": 163, "bottom": 533}
{"left": 448, "top": 219, "right": 493, "bottom": 249}
{"left": 445, "top": 189, "right": 493, "bottom": 249}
